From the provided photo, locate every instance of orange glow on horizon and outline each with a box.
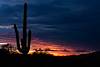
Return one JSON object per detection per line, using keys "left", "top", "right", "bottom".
{"left": 0, "top": 37, "right": 93, "bottom": 56}
{"left": 29, "top": 39, "right": 93, "bottom": 56}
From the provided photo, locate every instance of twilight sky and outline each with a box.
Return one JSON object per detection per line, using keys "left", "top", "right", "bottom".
{"left": 0, "top": 0, "right": 100, "bottom": 51}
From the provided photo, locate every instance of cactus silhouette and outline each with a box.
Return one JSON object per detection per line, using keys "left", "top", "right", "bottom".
{"left": 14, "top": 2, "right": 31, "bottom": 55}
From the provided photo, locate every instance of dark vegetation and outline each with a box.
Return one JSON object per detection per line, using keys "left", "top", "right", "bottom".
{"left": 0, "top": 46, "right": 100, "bottom": 66}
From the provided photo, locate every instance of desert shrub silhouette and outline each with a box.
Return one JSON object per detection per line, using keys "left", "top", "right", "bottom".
{"left": 31, "top": 51, "right": 54, "bottom": 57}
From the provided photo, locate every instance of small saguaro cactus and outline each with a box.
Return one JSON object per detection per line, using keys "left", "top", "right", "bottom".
{"left": 14, "top": 1, "right": 31, "bottom": 55}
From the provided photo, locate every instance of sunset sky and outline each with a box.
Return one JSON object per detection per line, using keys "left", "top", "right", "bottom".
{"left": 0, "top": 0, "right": 99, "bottom": 56}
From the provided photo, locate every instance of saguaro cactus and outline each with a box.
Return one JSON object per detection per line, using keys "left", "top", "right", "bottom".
{"left": 14, "top": 2, "right": 31, "bottom": 55}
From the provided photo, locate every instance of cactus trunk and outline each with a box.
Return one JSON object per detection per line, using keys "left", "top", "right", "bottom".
{"left": 23, "top": 2, "right": 27, "bottom": 49}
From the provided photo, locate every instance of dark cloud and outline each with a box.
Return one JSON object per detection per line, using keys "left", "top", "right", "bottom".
{"left": 0, "top": 0, "right": 100, "bottom": 50}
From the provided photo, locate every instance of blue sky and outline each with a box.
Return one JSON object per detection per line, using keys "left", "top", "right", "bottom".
{"left": 0, "top": 0, "right": 100, "bottom": 50}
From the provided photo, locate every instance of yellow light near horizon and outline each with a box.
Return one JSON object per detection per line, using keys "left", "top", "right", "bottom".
{"left": 50, "top": 53, "right": 65, "bottom": 56}
{"left": 16, "top": 50, "right": 22, "bottom": 54}
{"left": 28, "top": 51, "right": 34, "bottom": 54}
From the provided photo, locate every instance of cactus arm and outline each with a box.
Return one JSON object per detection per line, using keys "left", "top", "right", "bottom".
{"left": 14, "top": 24, "right": 21, "bottom": 51}
{"left": 27, "top": 30, "right": 31, "bottom": 50}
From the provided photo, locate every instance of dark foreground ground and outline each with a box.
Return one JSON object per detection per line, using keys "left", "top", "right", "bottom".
{"left": 0, "top": 49, "right": 100, "bottom": 67}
